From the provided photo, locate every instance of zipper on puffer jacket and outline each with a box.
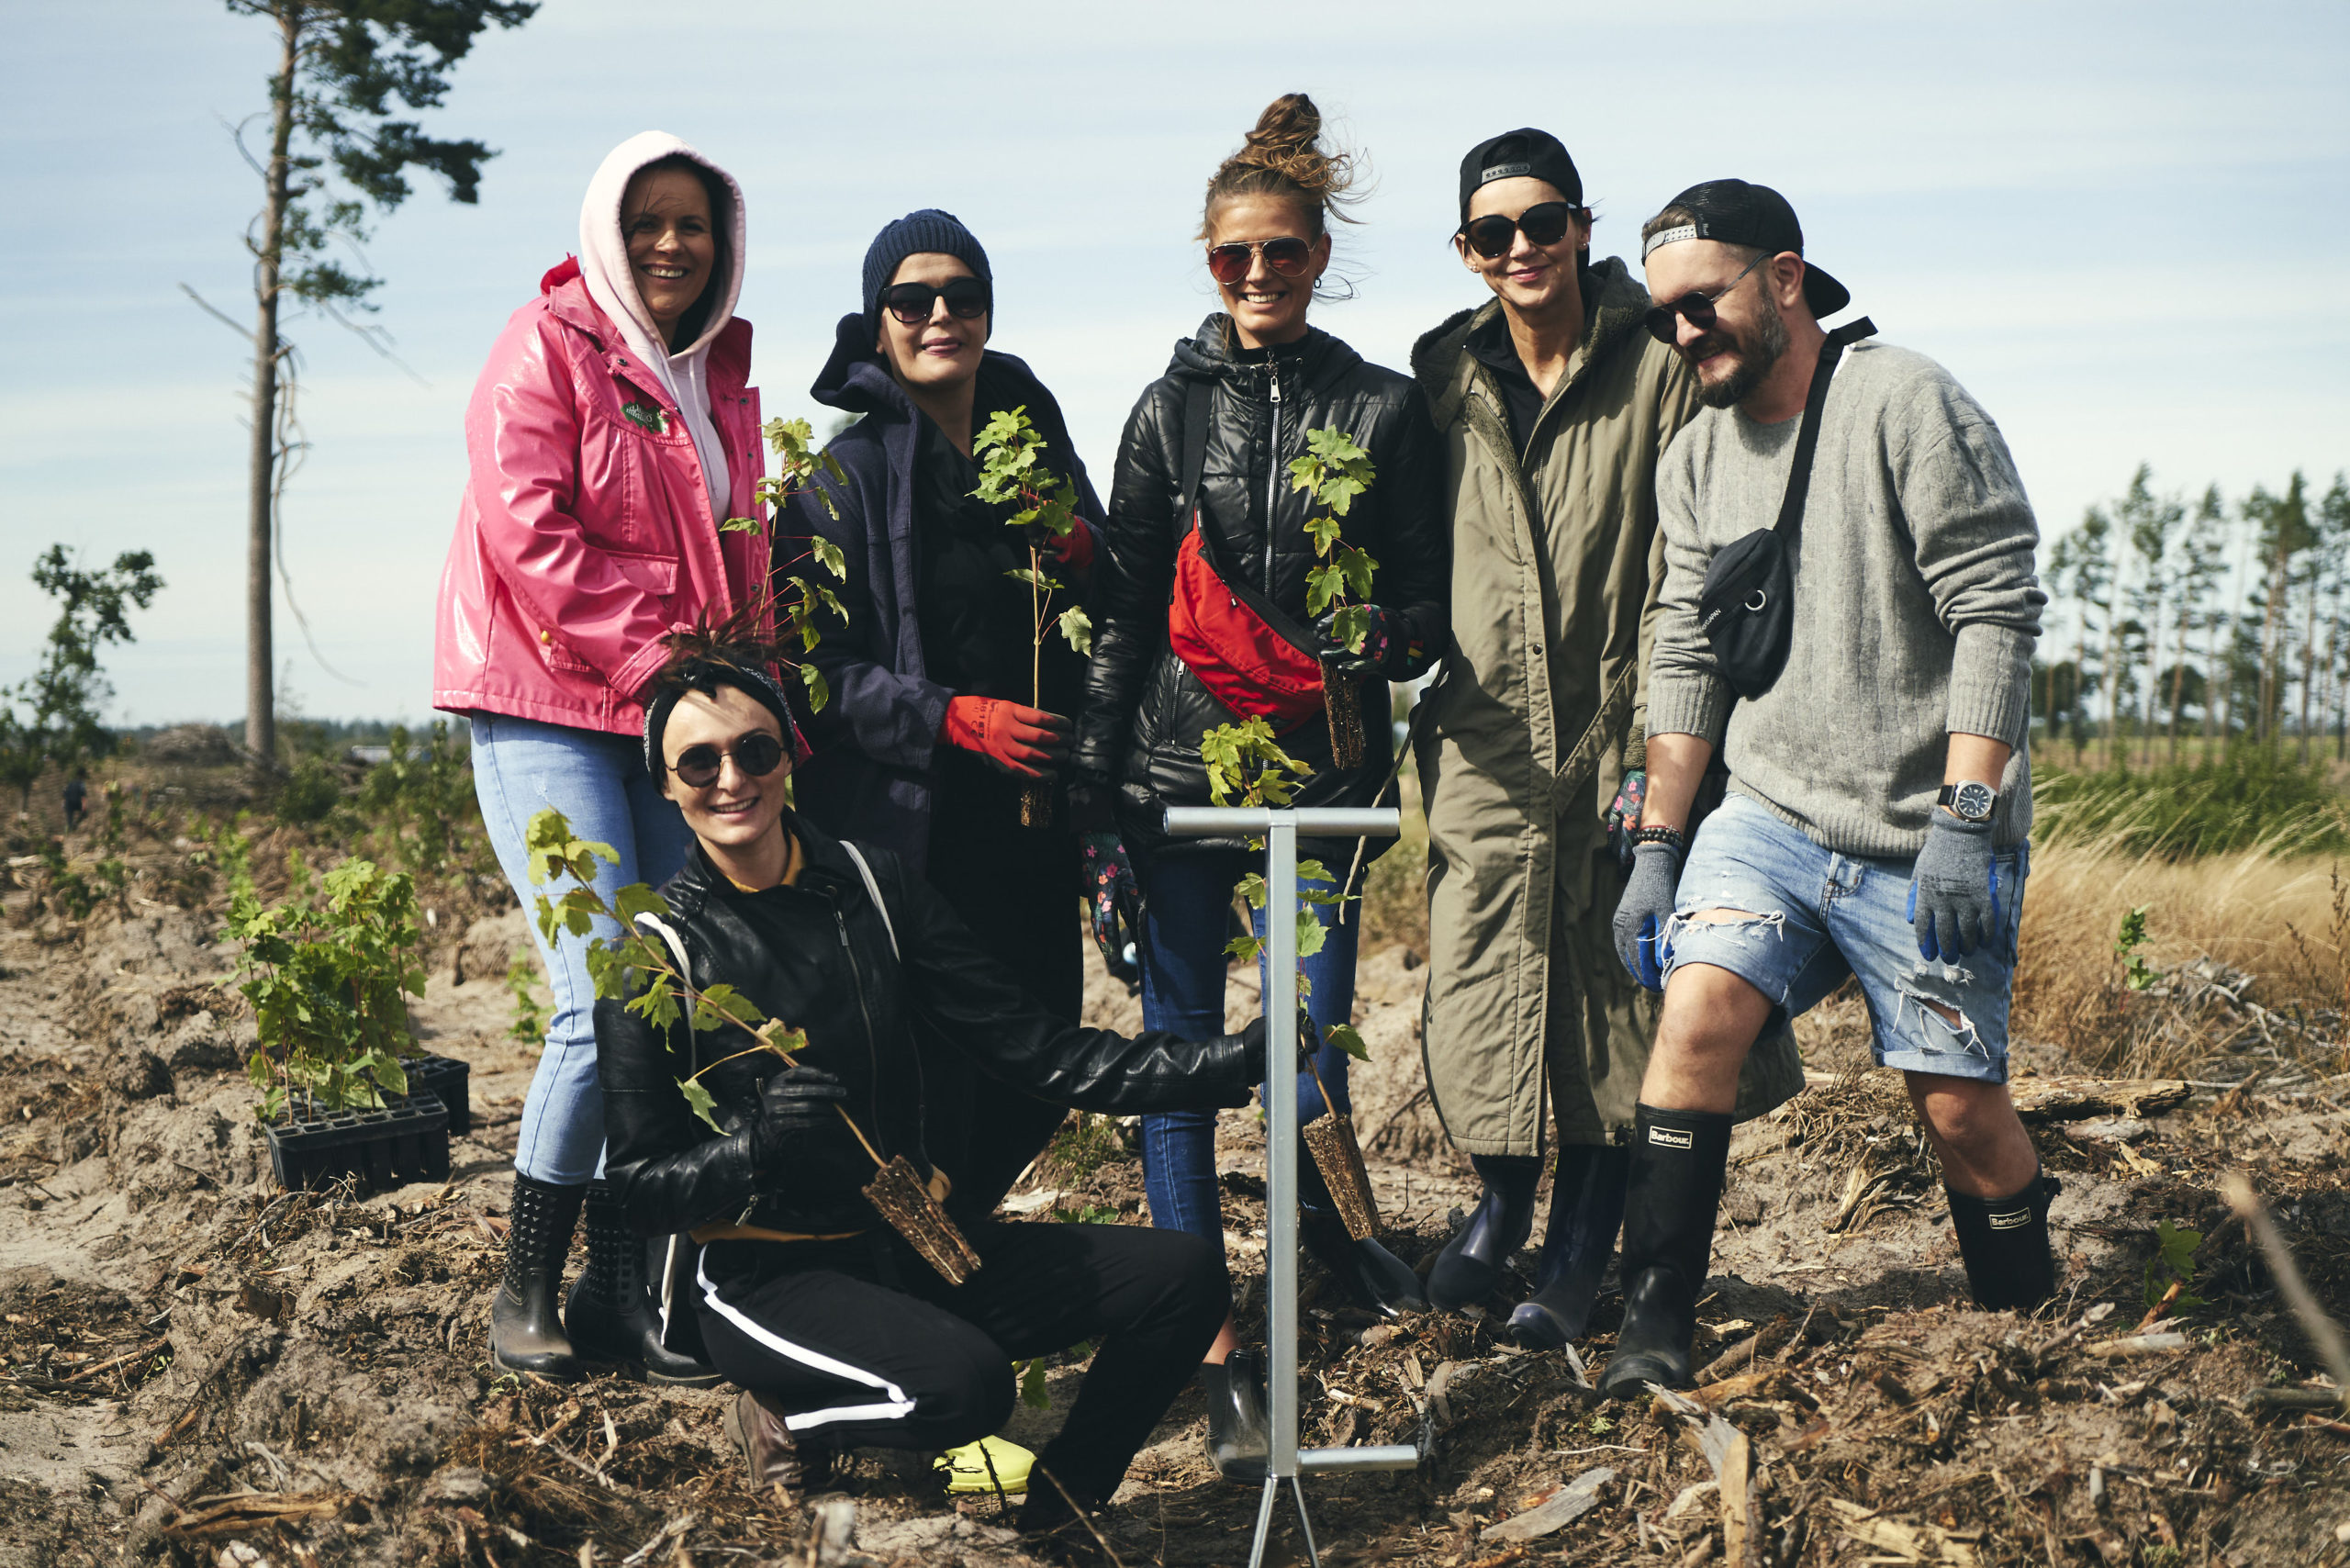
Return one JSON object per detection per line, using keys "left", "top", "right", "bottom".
{"left": 1262, "top": 362, "right": 1283, "bottom": 594}
{"left": 826, "top": 888, "right": 888, "bottom": 1159}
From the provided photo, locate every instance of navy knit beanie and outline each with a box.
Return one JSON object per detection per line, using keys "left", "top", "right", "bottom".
{"left": 861, "top": 209, "right": 992, "bottom": 341}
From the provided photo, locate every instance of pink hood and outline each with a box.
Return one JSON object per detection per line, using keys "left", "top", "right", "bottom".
{"left": 577, "top": 130, "right": 748, "bottom": 520}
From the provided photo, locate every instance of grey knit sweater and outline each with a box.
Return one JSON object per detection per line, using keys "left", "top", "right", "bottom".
{"left": 1648, "top": 340, "right": 2044, "bottom": 857}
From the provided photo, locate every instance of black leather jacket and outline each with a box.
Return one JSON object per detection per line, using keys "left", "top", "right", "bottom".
{"left": 597, "top": 812, "right": 1259, "bottom": 1239}
{"left": 1073, "top": 316, "right": 1449, "bottom": 859}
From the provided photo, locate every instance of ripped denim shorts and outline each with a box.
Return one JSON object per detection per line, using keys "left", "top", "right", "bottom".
{"left": 1661, "top": 793, "right": 2028, "bottom": 1083}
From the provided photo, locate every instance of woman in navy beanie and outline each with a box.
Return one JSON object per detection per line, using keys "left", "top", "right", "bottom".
{"left": 790, "top": 208, "right": 1102, "bottom": 1228}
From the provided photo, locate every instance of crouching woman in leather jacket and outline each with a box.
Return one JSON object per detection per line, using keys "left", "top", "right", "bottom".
{"left": 1072, "top": 93, "right": 1449, "bottom": 1479}
{"left": 597, "top": 636, "right": 1265, "bottom": 1535}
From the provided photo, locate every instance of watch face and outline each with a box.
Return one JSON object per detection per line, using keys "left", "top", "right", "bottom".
{"left": 1951, "top": 781, "right": 1996, "bottom": 823}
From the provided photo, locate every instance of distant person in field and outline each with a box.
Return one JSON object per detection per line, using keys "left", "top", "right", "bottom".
{"left": 62, "top": 772, "right": 85, "bottom": 833}
{"left": 432, "top": 130, "right": 770, "bottom": 1388}
{"left": 790, "top": 209, "right": 1102, "bottom": 1231}
{"left": 1605, "top": 180, "right": 2051, "bottom": 1398}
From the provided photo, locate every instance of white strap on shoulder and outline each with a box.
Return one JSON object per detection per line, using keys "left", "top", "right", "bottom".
{"left": 633, "top": 912, "right": 698, "bottom": 1054}
{"left": 839, "top": 842, "right": 900, "bottom": 960}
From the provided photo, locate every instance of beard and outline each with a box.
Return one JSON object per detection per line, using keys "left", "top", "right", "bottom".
{"left": 1689, "top": 292, "right": 1789, "bottom": 409}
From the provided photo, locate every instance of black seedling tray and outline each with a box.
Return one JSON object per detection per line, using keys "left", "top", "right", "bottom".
{"left": 264, "top": 1092, "right": 451, "bottom": 1193}
{"left": 400, "top": 1052, "right": 473, "bottom": 1136}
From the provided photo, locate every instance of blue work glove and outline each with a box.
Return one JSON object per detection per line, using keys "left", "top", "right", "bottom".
{"left": 1610, "top": 841, "right": 1684, "bottom": 991}
{"left": 1081, "top": 831, "right": 1142, "bottom": 981}
{"left": 1606, "top": 770, "right": 1647, "bottom": 871}
{"left": 1907, "top": 812, "right": 2000, "bottom": 962}
{"left": 1313, "top": 603, "right": 1401, "bottom": 678}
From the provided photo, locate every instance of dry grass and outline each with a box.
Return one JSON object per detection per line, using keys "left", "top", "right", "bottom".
{"left": 2012, "top": 842, "right": 2348, "bottom": 1074}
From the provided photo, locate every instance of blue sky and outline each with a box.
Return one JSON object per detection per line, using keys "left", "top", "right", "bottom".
{"left": 3, "top": 0, "right": 2345, "bottom": 724}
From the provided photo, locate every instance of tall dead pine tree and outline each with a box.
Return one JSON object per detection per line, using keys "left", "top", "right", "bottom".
{"left": 211, "top": 0, "right": 535, "bottom": 773}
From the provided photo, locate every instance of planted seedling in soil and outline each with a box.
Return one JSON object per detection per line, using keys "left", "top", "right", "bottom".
{"left": 719, "top": 416, "right": 852, "bottom": 715}
{"left": 523, "top": 807, "right": 980, "bottom": 1284}
{"left": 972, "top": 406, "right": 1093, "bottom": 827}
{"left": 1292, "top": 427, "right": 1379, "bottom": 769}
{"left": 1201, "top": 719, "right": 1381, "bottom": 1238}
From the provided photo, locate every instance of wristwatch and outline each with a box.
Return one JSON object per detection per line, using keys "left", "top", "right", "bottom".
{"left": 1937, "top": 780, "right": 1998, "bottom": 824}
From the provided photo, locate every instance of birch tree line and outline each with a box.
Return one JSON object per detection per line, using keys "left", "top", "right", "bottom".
{"left": 2039, "top": 466, "right": 2350, "bottom": 769}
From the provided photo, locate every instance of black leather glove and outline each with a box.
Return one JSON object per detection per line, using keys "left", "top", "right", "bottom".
{"left": 746, "top": 1065, "right": 856, "bottom": 1182}
{"left": 1234, "top": 1015, "right": 1268, "bottom": 1085}
{"left": 1611, "top": 841, "right": 1684, "bottom": 991}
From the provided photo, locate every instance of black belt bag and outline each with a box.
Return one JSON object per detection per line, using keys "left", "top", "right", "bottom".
{"left": 1696, "top": 317, "right": 1876, "bottom": 699}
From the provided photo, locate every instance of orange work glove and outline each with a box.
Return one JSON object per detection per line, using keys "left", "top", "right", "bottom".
{"left": 940, "top": 697, "right": 1072, "bottom": 778}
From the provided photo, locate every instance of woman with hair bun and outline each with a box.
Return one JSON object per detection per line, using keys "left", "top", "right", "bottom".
{"left": 1071, "top": 92, "right": 1450, "bottom": 1481}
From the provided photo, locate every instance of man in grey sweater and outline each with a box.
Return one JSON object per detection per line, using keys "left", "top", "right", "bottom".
{"left": 1601, "top": 180, "right": 2053, "bottom": 1398}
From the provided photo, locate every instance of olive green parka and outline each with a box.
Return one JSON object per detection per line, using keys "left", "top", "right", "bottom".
{"left": 1410, "top": 260, "right": 1802, "bottom": 1158}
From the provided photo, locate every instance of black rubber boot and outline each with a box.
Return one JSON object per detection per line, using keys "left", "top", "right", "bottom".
{"left": 1427, "top": 1153, "right": 1542, "bottom": 1310}
{"left": 565, "top": 1181, "right": 723, "bottom": 1386}
{"left": 1201, "top": 1351, "right": 1269, "bottom": 1483}
{"left": 1947, "top": 1170, "right": 2061, "bottom": 1311}
{"left": 1596, "top": 1106, "right": 1731, "bottom": 1399}
{"left": 489, "top": 1172, "right": 586, "bottom": 1381}
{"left": 1509, "top": 1144, "right": 1631, "bottom": 1350}
{"left": 1296, "top": 1154, "right": 1429, "bottom": 1316}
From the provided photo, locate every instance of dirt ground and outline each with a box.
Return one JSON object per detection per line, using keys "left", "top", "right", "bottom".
{"left": 4, "top": 846, "right": 2350, "bottom": 1567}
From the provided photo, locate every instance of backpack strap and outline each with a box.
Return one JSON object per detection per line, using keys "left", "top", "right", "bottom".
{"left": 1771, "top": 317, "right": 1876, "bottom": 544}
{"left": 840, "top": 841, "right": 900, "bottom": 960}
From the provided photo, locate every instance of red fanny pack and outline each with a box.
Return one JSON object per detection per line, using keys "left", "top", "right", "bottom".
{"left": 1164, "top": 379, "right": 1325, "bottom": 730}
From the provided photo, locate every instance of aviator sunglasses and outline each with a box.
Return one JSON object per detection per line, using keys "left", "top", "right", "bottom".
{"left": 880, "top": 276, "right": 991, "bottom": 327}
{"left": 1641, "top": 250, "right": 1773, "bottom": 344}
{"left": 667, "top": 730, "right": 789, "bottom": 790}
{"left": 1205, "top": 236, "right": 1315, "bottom": 286}
{"left": 1459, "top": 201, "right": 1581, "bottom": 261}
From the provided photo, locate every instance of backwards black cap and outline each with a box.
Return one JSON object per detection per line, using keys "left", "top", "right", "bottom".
{"left": 1640, "top": 179, "right": 1850, "bottom": 319}
{"left": 1458, "top": 129, "right": 1582, "bottom": 225}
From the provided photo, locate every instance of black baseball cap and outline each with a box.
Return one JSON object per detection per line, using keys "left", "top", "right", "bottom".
{"left": 1459, "top": 129, "right": 1582, "bottom": 225}
{"left": 1640, "top": 178, "right": 1850, "bottom": 319}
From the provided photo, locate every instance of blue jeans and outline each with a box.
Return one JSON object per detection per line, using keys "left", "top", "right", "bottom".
{"left": 1135, "top": 850, "right": 1359, "bottom": 1247}
{"left": 471, "top": 712, "right": 693, "bottom": 1184}
{"left": 1663, "top": 794, "right": 2029, "bottom": 1083}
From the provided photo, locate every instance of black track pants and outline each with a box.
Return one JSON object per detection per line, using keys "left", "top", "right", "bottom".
{"left": 694, "top": 1220, "right": 1225, "bottom": 1501}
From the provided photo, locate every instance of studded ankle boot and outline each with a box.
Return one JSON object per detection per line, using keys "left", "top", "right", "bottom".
{"left": 489, "top": 1172, "right": 586, "bottom": 1381}
{"left": 564, "top": 1180, "right": 722, "bottom": 1386}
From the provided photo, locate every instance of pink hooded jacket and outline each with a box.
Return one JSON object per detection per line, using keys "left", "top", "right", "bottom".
{"left": 433, "top": 132, "right": 769, "bottom": 734}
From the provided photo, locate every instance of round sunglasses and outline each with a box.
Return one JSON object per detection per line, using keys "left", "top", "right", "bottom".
{"left": 1205, "top": 236, "right": 1315, "bottom": 286}
{"left": 1459, "top": 201, "right": 1581, "bottom": 260}
{"left": 667, "top": 729, "right": 789, "bottom": 790}
{"left": 1641, "top": 251, "right": 1774, "bottom": 344}
{"left": 880, "top": 276, "right": 990, "bottom": 327}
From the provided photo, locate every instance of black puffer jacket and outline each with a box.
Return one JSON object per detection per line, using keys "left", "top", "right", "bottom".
{"left": 597, "top": 812, "right": 1258, "bottom": 1240}
{"left": 1074, "top": 316, "right": 1449, "bottom": 861}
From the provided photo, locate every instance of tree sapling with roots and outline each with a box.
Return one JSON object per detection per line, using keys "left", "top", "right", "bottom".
{"left": 1294, "top": 428, "right": 1379, "bottom": 768}
{"left": 972, "top": 406, "right": 1094, "bottom": 826}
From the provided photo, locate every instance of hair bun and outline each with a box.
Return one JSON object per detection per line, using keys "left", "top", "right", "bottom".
{"left": 1203, "top": 92, "right": 1362, "bottom": 241}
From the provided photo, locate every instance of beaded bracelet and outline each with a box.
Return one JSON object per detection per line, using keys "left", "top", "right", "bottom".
{"left": 1629, "top": 825, "right": 1687, "bottom": 853}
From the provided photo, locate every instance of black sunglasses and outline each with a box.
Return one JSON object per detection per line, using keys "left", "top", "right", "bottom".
{"left": 668, "top": 729, "right": 789, "bottom": 790}
{"left": 880, "top": 277, "right": 990, "bottom": 327}
{"left": 1459, "top": 201, "right": 1581, "bottom": 260}
{"left": 1641, "top": 251, "right": 1774, "bottom": 344}
{"left": 1205, "top": 236, "right": 1315, "bottom": 286}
